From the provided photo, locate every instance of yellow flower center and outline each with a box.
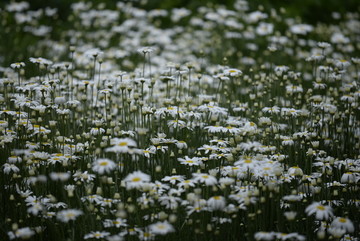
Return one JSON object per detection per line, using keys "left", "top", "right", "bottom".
{"left": 339, "top": 218, "right": 347, "bottom": 223}
{"left": 316, "top": 205, "right": 325, "bottom": 211}
{"left": 132, "top": 177, "right": 141, "bottom": 182}
{"left": 157, "top": 225, "right": 166, "bottom": 229}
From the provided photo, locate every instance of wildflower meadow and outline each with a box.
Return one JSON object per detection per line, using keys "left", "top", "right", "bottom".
{"left": 0, "top": 1, "right": 359, "bottom": 240}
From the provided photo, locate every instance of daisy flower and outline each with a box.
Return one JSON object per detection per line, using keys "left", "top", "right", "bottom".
{"left": 106, "top": 138, "right": 137, "bottom": 153}
{"left": 8, "top": 227, "right": 35, "bottom": 240}
{"left": 2, "top": 163, "right": 20, "bottom": 174}
{"left": 331, "top": 217, "right": 355, "bottom": 233}
{"left": 305, "top": 202, "right": 333, "bottom": 220}
{"left": 162, "top": 175, "right": 185, "bottom": 184}
{"left": 92, "top": 158, "right": 116, "bottom": 175}
{"left": 84, "top": 231, "right": 110, "bottom": 239}
{"left": 103, "top": 218, "right": 128, "bottom": 228}
{"left": 254, "top": 231, "right": 276, "bottom": 240}
{"left": 123, "top": 171, "right": 151, "bottom": 190}
{"left": 10, "top": 62, "right": 25, "bottom": 69}
{"left": 178, "top": 156, "right": 202, "bottom": 166}
{"left": 223, "top": 68, "right": 242, "bottom": 77}
{"left": 148, "top": 221, "right": 174, "bottom": 235}
{"left": 73, "top": 170, "right": 95, "bottom": 183}
{"left": 207, "top": 196, "right": 226, "bottom": 211}
{"left": 192, "top": 173, "right": 218, "bottom": 186}
{"left": 49, "top": 172, "right": 71, "bottom": 181}
{"left": 56, "top": 209, "right": 83, "bottom": 223}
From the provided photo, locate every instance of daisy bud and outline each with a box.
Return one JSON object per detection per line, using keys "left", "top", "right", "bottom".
{"left": 317, "top": 230, "right": 326, "bottom": 239}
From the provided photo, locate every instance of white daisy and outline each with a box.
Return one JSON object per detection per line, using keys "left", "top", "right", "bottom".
{"left": 92, "top": 158, "right": 116, "bottom": 175}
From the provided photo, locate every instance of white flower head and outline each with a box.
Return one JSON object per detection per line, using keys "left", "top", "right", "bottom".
{"left": 123, "top": 171, "right": 151, "bottom": 190}
{"left": 56, "top": 209, "right": 83, "bottom": 223}
{"left": 305, "top": 202, "right": 333, "bottom": 220}
{"left": 148, "top": 221, "right": 175, "bottom": 235}
{"left": 92, "top": 158, "right": 116, "bottom": 175}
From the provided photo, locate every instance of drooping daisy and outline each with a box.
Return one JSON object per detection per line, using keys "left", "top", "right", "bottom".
{"left": 2, "top": 163, "right": 20, "bottom": 174}
{"left": 207, "top": 196, "right": 226, "bottom": 211}
{"left": 331, "top": 217, "right": 355, "bottom": 233}
{"left": 73, "top": 170, "right": 96, "bottom": 183}
{"left": 92, "top": 158, "right": 116, "bottom": 175}
{"left": 340, "top": 172, "right": 357, "bottom": 184}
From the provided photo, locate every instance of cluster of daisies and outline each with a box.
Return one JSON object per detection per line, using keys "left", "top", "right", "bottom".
{"left": 1, "top": 0, "right": 360, "bottom": 240}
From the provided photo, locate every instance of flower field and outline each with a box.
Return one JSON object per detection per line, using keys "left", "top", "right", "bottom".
{"left": 0, "top": 1, "right": 359, "bottom": 240}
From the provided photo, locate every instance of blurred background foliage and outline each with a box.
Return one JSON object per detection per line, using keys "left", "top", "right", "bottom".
{"left": 4, "top": 0, "right": 359, "bottom": 23}
{"left": 0, "top": 0, "right": 359, "bottom": 69}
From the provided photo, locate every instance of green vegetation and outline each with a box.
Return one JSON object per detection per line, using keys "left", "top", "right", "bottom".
{"left": 0, "top": 1, "right": 359, "bottom": 241}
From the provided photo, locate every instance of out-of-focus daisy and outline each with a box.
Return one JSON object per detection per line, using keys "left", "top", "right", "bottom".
{"left": 290, "top": 24, "right": 313, "bottom": 35}
{"left": 8, "top": 227, "right": 35, "bottom": 240}
{"left": 56, "top": 209, "right": 83, "bottom": 223}
{"left": 178, "top": 156, "right": 202, "bottom": 166}
{"left": 84, "top": 231, "right": 110, "bottom": 239}
{"left": 192, "top": 173, "right": 218, "bottom": 186}
{"left": 148, "top": 221, "right": 174, "bottom": 235}
{"left": 162, "top": 175, "right": 185, "bottom": 184}
{"left": 256, "top": 22, "right": 273, "bottom": 36}
{"left": 10, "top": 62, "right": 25, "bottom": 69}
{"left": 331, "top": 217, "right": 355, "bottom": 233}
{"left": 2, "top": 163, "right": 20, "bottom": 174}
{"left": 49, "top": 172, "right": 71, "bottom": 181}
{"left": 305, "top": 202, "right": 333, "bottom": 220}
{"left": 340, "top": 234, "right": 359, "bottom": 241}
{"left": 103, "top": 218, "right": 128, "bottom": 228}
{"left": 73, "top": 170, "right": 95, "bottom": 183}
{"left": 106, "top": 138, "right": 137, "bottom": 153}
{"left": 90, "top": 127, "right": 105, "bottom": 135}
{"left": 207, "top": 196, "right": 226, "bottom": 211}
{"left": 254, "top": 231, "right": 276, "bottom": 240}
{"left": 340, "top": 172, "right": 357, "bottom": 183}
{"left": 123, "top": 171, "right": 151, "bottom": 190}
{"left": 137, "top": 46, "right": 155, "bottom": 54}
{"left": 92, "top": 158, "right": 116, "bottom": 175}
{"left": 223, "top": 68, "right": 242, "bottom": 77}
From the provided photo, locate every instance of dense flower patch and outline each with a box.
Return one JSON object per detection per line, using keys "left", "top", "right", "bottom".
{"left": 0, "top": 1, "right": 359, "bottom": 240}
